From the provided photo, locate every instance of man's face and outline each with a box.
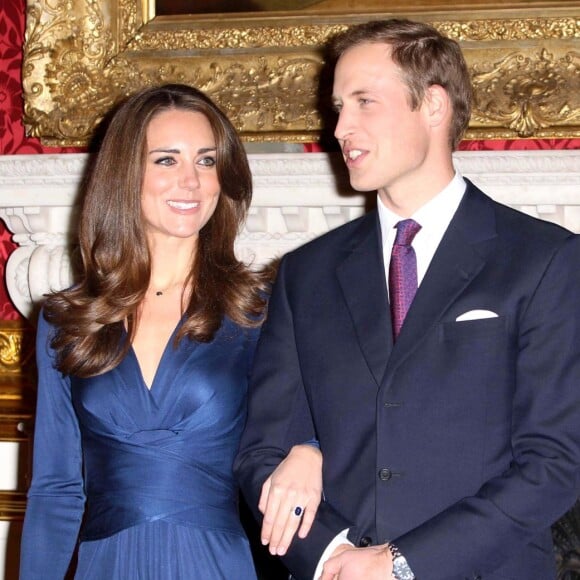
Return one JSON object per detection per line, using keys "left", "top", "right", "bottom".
{"left": 332, "top": 42, "right": 433, "bottom": 202}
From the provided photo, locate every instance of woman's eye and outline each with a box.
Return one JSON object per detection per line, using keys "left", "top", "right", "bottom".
{"left": 154, "top": 156, "right": 176, "bottom": 166}
{"left": 198, "top": 156, "right": 216, "bottom": 167}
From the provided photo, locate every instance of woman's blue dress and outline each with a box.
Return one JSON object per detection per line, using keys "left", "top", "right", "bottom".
{"left": 20, "top": 313, "right": 259, "bottom": 579}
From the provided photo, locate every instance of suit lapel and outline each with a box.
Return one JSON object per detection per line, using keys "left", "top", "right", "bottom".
{"left": 337, "top": 212, "right": 393, "bottom": 386}
{"left": 384, "top": 182, "right": 498, "bottom": 377}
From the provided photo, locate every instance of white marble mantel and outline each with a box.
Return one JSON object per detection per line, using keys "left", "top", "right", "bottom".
{"left": 1, "top": 150, "right": 580, "bottom": 320}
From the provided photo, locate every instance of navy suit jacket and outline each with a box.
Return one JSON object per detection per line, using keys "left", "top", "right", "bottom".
{"left": 235, "top": 180, "right": 580, "bottom": 580}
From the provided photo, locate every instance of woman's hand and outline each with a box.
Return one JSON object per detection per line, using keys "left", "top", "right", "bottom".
{"left": 258, "top": 443, "right": 323, "bottom": 556}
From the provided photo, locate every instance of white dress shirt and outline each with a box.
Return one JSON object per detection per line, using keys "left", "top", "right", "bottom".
{"left": 378, "top": 172, "right": 467, "bottom": 294}
{"left": 312, "top": 173, "right": 466, "bottom": 580}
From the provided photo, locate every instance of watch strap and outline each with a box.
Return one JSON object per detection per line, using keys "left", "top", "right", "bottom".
{"left": 388, "top": 543, "right": 415, "bottom": 580}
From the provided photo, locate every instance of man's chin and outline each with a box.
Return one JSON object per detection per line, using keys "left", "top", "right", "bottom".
{"left": 348, "top": 177, "right": 378, "bottom": 193}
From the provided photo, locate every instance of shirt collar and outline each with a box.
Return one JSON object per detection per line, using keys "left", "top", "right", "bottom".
{"left": 378, "top": 172, "right": 467, "bottom": 249}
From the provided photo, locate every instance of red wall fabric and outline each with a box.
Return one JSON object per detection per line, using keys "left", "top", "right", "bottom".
{"left": 458, "top": 139, "right": 580, "bottom": 151}
{"left": 0, "top": 0, "right": 80, "bottom": 319}
{"left": 0, "top": 0, "right": 579, "bottom": 319}
{"left": 304, "top": 138, "right": 580, "bottom": 153}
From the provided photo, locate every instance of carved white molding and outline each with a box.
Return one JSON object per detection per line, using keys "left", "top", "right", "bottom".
{"left": 1, "top": 150, "right": 579, "bottom": 319}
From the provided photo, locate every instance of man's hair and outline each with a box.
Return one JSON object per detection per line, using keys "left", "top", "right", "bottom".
{"left": 330, "top": 19, "right": 472, "bottom": 150}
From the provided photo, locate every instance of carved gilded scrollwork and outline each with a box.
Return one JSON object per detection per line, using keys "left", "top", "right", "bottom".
{"left": 469, "top": 49, "right": 580, "bottom": 138}
{"left": 128, "top": 24, "right": 343, "bottom": 50}
{"left": 0, "top": 322, "right": 35, "bottom": 384}
{"left": 0, "top": 321, "right": 36, "bottom": 444}
{"left": 0, "top": 328, "right": 26, "bottom": 375}
{"left": 23, "top": 0, "right": 118, "bottom": 142}
{"left": 23, "top": 0, "right": 580, "bottom": 146}
{"left": 434, "top": 17, "right": 580, "bottom": 41}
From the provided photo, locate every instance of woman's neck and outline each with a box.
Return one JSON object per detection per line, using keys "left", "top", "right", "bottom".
{"left": 147, "top": 237, "right": 197, "bottom": 295}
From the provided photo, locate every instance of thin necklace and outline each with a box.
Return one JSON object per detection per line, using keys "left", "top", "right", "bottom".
{"left": 149, "top": 281, "right": 187, "bottom": 297}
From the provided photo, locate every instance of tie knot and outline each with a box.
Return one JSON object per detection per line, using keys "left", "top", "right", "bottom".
{"left": 394, "top": 219, "right": 421, "bottom": 247}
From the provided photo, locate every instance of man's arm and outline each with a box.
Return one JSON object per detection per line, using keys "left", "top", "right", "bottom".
{"left": 234, "top": 256, "right": 353, "bottom": 579}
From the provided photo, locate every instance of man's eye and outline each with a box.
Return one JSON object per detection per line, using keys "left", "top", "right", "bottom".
{"left": 359, "top": 98, "right": 371, "bottom": 105}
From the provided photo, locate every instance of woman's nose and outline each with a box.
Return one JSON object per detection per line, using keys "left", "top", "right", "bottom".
{"left": 179, "top": 166, "right": 200, "bottom": 190}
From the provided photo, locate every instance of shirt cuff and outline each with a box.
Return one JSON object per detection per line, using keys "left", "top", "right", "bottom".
{"left": 313, "top": 528, "right": 353, "bottom": 580}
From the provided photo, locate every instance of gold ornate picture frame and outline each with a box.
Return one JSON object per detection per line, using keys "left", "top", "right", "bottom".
{"left": 22, "top": 0, "right": 580, "bottom": 147}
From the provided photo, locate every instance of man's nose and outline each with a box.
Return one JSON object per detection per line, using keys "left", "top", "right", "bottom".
{"left": 334, "top": 109, "right": 354, "bottom": 141}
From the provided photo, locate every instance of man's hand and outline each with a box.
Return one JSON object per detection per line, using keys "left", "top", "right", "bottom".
{"left": 319, "top": 543, "right": 393, "bottom": 580}
{"left": 259, "top": 444, "right": 323, "bottom": 556}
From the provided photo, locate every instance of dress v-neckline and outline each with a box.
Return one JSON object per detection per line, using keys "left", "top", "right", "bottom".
{"left": 128, "top": 317, "right": 185, "bottom": 392}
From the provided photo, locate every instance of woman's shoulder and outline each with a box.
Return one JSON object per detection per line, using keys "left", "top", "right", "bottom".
{"left": 219, "top": 315, "right": 262, "bottom": 342}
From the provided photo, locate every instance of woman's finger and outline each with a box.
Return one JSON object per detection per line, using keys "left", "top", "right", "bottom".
{"left": 274, "top": 503, "right": 307, "bottom": 555}
{"left": 298, "top": 499, "right": 319, "bottom": 538}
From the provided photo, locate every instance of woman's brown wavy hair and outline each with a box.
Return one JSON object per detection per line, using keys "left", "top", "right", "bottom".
{"left": 44, "top": 84, "right": 267, "bottom": 377}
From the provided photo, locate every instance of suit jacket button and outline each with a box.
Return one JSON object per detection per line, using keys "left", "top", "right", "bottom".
{"left": 359, "top": 536, "right": 372, "bottom": 547}
{"left": 378, "top": 467, "right": 392, "bottom": 481}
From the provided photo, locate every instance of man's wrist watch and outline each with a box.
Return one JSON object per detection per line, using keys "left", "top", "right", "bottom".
{"left": 388, "top": 543, "right": 415, "bottom": 580}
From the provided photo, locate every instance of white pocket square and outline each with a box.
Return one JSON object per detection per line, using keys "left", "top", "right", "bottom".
{"left": 455, "top": 309, "right": 499, "bottom": 322}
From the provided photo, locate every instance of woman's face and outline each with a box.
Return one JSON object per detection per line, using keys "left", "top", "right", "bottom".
{"left": 141, "top": 108, "right": 221, "bottom": 245}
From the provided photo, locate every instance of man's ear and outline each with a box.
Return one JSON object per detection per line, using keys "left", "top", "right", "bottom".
{"left": 423, "top": 84, "right": 450, "bottom": 128}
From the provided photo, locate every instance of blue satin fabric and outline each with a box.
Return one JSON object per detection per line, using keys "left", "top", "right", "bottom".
{"left": 20, "top": 313, "right": 259, "bottom": 579}
{"left": 79, "top": 428, "right": 244, "bottom": 541}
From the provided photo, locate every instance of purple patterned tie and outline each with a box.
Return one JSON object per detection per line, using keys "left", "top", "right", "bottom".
{"left": 389, "top": 219, "right": 422, "bottom": 340}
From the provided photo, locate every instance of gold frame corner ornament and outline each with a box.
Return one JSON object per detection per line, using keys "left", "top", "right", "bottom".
{"left": 23, "top": 0, "right": 580, "bottom": 147}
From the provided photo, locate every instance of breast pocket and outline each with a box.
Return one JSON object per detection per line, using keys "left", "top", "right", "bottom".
{"left": 441, "top": 315, "right": 507, "bottom": 343}
{"left": 436, "top": 315, "right": 513, "bottom": 399}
